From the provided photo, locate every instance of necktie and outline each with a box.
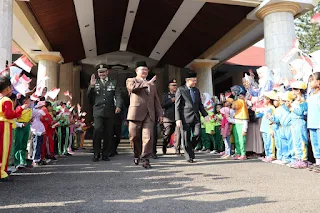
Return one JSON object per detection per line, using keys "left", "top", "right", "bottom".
{"left": 190, "top": 88, "right": 195, "bottom": 103}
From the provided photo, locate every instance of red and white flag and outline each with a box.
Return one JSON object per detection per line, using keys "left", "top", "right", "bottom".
{"left": 311, "top": 12, "right": 320, "bottom": 25}
{"left": 9, "top": 66, "right": 22, "bottom": 80}
{"left": 14, "top": 55, "right": 33, "bottom": 73}
{"left": 35, "top": 74, "right": 49, "bottom": 96}
{"left": 77, "top": 104, "right": 81, "bottom": 113}
{"left": 81, "top": 112, "right": 87, "bottom": 117}
{"left": 20, "top": 74, "right": 32, "bottom": 84}
{"left": 47, "top": 88, "right": 60, "bottom": 100}
{"left": 30, "top": 93, "right": 39, "bottom": 101}
{"left": 63, "top": 90, "right": 73, "bottom": 99}
{"left": 282, "top": 38, "right": 300, "bottom": 63}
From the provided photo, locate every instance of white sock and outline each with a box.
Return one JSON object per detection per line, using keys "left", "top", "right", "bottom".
{"left": 316, "top": 158, "right": 320, "bottom": 165}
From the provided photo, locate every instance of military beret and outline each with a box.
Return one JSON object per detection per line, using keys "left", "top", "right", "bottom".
{"left": 186, "top": 72, "right": 197, "bottom": 79}
{"left": 168, "top": 79, "right": 177, "bottom": 85}
{"left": 135, "top": 61, "right": 147, "bottom": 68}
{"left": 96, "top": 63, "right": 108, "bottom": 72}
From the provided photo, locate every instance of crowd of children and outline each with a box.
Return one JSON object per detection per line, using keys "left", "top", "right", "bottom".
{"left": 196, "top": 70, "right": 320, "bottom": 173}
{"left": 0, "top": 74, "right": 89, "bottom": 182}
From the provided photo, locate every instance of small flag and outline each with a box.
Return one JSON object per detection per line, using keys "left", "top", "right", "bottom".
{"left": 30, "top": 93, "right": 39, "bottom": 101}
{"left": 14, "top": 55, "right": 33, "bottom": 73}
{"left": 77, "top": 104, "right": 81, "bottom": 113}
{"left": 69, "top": 106, "right": 75, "bottom": 112}
{"left": 64, "top": 90, "right": 73, "bottom": 99}
{"left": 9, "top": 66, "right": 22, "bottom": 80}
{"left": 64, "top": 90, "right": 70, "bottom": 96}
{"left": 311, "top": 12, "right": 320, "bottom": 25}
{"left": 20, "top": 74, "right": 32, "bottom": 84}
{"left": 282, "top": 38, "right": 300, "bottom": 63}
{"left": 47, "top": 88, "right": 60, "bottom": 100}
{"left": 81, "top": 112, "right": 87, "bottom": 117}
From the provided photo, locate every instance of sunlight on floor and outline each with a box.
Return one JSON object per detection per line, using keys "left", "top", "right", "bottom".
{"left": 0, "top": 200, "right": 86, "bottom": 210}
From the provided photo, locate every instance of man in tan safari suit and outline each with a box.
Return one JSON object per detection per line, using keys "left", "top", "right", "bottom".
{"left": 126, "top": 61, "right": 163, "bottom": 169}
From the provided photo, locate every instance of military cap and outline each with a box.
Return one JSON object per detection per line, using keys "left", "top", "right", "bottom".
{"left": 96, "top": 63, "right": 108, "bottom": 72}
{"left": 135, "top": 61, "right": 147, "bottom": 68}
{"left": 168, "top": 79, "right": 177, "bottom": 85}
{"left": 186, "top": 72, "right": 197, "bottom": 79}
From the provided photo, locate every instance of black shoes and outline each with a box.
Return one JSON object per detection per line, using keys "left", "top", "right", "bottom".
{"left": 151, "top": 154, "right": 158, "bottom": 159}
{"left": 187, "top": 159, "right": 194, "bottom": 163}
{"left": 109, "top": 153, "right": 116, "bottom": 157}
{"left": 142, "top": 160, "right": 152, "bottom": 169}
{"left": 92, "top": 156, "right": 99, "bottom": 162}
{"left": 102, "top": 157, "right": 110, "bottom": 161}
{"left": 134, "top": 158, "right": 140, "bottom": 165}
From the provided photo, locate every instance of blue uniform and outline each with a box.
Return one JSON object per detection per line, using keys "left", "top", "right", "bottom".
{"left": 307, "top": 93, "right": 320, "bottom": 159}
{"left": 271, "top": 104, "right": 293, "bottom": 162}
{"left": 272, "top": 107, "right": 281, "bottom": 160}
{"left": 258, "top": 106, "right": 275, "bottom": 158}
{"left": 290, "top": 101, "right": 308, "bottom": 161}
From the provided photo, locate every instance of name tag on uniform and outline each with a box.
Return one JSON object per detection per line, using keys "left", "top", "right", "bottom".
{"left": 107, "top": 85, "right": 115, "bottom": 91}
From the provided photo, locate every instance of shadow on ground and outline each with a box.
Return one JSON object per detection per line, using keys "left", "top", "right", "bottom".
{"left": 0, "top": 150, "right": 273, "bottom": 213}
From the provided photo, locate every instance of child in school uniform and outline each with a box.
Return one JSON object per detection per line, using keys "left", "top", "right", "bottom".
{"left": 30, "top": 101, "right": 47, "bottom": 167}
{"left": 220, "top": 107, "right": 231, "bottom": 159}
{"left": 0, "top": 75, "right": 29, "bottom": 181}
{"left": 307, "top": 72, "right": 320, "bottom": 172}
{"left": 213, "top": 104, "right": 224, "bottom": 154}
{"left": 258, "top": 90, "right": 276, "bottom": 163}
{"left": 289, "top": 81, "right": 308, "bottom": 169}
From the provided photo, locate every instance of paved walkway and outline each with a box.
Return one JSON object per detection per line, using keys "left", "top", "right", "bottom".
{"left": 0, "top": 149, "right": 319, "bottom": 213}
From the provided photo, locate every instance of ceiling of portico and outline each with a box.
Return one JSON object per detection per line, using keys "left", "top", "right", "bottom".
{"left": 15, "top": 0, "right": 262, "bottom": 67}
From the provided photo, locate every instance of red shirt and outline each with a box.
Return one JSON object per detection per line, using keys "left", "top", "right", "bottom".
{"left": 40, "top": 107, "right": 53, "bottom": 130}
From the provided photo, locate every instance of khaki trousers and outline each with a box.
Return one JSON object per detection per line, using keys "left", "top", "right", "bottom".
{"left": 129, "top": 115, "right": 154, "bottom": 159}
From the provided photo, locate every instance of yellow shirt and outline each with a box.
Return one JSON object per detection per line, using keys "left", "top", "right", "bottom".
{"left": 234, "top": 99, "right": 249, "bottom": 120}
{"left": 17, "top": 108, "right": 32, "bottom": 123}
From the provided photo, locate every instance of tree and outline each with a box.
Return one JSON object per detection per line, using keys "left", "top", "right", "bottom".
{"left": 295, "top": 2, "right": 320, "bottom": 54}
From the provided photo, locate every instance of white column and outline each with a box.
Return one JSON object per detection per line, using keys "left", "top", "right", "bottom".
{"left": 0, "top": 0, "right": 13, "bottom": 71}
{"left": 58, "top": 62, "right": 73, "bottom": 102}
{"left": 72, "top": 65, "right": 81, "bottom": 105}
{"left": 256, "top": 2, "right": 301, "bottom": 82}
{"left": 190, "top": 59, "right": 218, "bottom": 96}
{"left": 35, "top": 52, "right": 63, "bottom": 91}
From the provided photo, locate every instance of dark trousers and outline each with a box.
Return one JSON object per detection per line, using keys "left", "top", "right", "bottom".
{"left": 180, "top": 122, "right": 201, "bottom": 160}
{"left": 93, "top": 116, "right": 114, "bottom": 157}
{"left": 111, "top": 123, "right": 122, "bottom": 154}
{"left": 152, "top": 121, "right": 158, "bottom": 155}
{"left": 32, "top": 134, "right": 44, "bottom": 162}
{"left": 163, "top": 122, "right": 181, "bottom": 151}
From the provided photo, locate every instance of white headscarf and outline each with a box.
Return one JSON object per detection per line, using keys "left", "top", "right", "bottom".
{"left": 256, "top": 66, "right": 273, "bottom": 98}
{"left": 310, "top": 50, "right": 320, "bottom": 72}
{"left": 289, "top": 59, "right": 312, "bottom": 83}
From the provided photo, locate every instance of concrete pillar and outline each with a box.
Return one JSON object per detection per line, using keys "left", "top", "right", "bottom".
{"left": 35, "top": 52, "right": 63, "bottom": 92}
{"left": 0, "top": 0, "right": 13, "bottom": 70}
{"left": 72, "top": 65, "right": 81, "bottom": 105}
{"left": 58, "top": 62, "right": 73, "bottom": 102}
{"left": 256, "top": 2, "right": 301, "bottom": 83}
{"left": 190, "top": 59, "right": 218, "bottom": 96}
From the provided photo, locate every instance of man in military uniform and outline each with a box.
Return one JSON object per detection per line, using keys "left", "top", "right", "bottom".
{"left": 87, "top": 64, "right": 122, "bottom": 162}
{"left": 162, "top": 79, "right": 181, "bottom": 155}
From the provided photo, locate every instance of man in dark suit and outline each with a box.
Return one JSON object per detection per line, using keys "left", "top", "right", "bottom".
{"left": 162, "top": 79, "right": 181, "bottom": 155}
{"left": 175, "top": 72, "right": 208, "bottom": 163}
{"left": 87, "top": 63, "right": 122, "bottom": 162}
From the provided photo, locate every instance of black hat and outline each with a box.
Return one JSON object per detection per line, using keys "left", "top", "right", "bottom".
{"left": 186, "top": 72, "right": 197, "bottom": 79}
{"left": 135, "top": 61, "right": 147, "bottom": 68}
{"left": 168, "top": 79, "right": 177, "bottom": 85}
{"left": 96, "top": 63, "right": 108, "bottom": 72}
